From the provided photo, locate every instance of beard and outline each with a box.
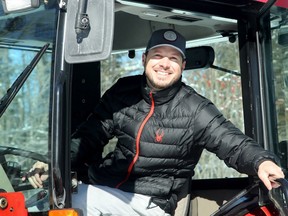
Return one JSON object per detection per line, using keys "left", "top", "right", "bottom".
{"left": 145, "top": 71, "right": 180, "bottom": 91}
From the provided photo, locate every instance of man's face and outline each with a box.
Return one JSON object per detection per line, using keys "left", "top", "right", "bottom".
{"left": 143, "top": 46, "right": 186, "bottom": 91}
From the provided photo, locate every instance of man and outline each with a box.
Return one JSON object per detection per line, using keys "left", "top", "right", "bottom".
{"left": 29, "top": 29, "right": 284, "bottom": 216}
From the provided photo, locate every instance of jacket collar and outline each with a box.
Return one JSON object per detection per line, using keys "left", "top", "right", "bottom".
{"left": 141, "top": 73, "right": 182, "bottom": 105}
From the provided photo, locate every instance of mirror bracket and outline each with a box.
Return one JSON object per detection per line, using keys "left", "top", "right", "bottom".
{"left": 75, "top": 0, "right": 90, "bottom": 34}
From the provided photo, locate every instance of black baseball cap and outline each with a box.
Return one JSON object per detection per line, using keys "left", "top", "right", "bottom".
{"left": 145, "top": 29, "right": 186, "bottom": 59}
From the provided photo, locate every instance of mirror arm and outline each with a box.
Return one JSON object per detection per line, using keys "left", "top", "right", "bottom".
{"left": 75, "top": 0, "right": 90, "bottom": 34}
{"left": 210, "top": 64, "right": 241, "bottom": 76}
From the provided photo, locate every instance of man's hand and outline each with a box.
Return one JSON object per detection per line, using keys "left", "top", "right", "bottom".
{"left": 27, "top": 161, "right": 49, "bottom": 189}
{"left": 257, "top": 160, "right": 285, "bottom": 190}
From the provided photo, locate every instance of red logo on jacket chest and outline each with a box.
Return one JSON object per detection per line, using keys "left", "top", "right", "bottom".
{"left": 155, "top": 129, "right": 164, "bottom": 143}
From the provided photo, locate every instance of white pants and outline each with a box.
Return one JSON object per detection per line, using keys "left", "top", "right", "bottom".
{"left": 72, "top": 183, "right": 170, "bottom": 216}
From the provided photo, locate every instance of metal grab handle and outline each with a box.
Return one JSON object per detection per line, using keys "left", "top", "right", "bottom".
{"left": 275, "top": 178, "right": 288, "bottom": 200}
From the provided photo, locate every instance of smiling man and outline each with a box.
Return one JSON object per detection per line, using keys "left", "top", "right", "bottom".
{"left": 28, "top": 29, "right": 284, "bottom": 216}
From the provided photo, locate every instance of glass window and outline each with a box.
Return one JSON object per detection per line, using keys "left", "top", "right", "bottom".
{"left": 0, "top": 47, "right": 52, "bottom": 212}
{"left": 0, "top": 3, "right": 57, "bottom": 212}
{"left": 271, "top": 8, "right": 288, "bottom": 169}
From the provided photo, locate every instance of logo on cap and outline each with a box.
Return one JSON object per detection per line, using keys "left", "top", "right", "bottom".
{"left": 163, "top": 31, "right": 177, "bottom": 41}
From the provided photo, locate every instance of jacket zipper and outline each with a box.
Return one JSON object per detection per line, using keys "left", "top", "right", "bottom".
{"left": 116, "top": 92, "right": 155, "bottom": 188}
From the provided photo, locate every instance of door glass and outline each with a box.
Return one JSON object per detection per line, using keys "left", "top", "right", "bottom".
{"left": 271, "top": 7, "right": 288, "bottom": 170}
{"left": 0, "top": 3, "right": 57, "bottom": 212}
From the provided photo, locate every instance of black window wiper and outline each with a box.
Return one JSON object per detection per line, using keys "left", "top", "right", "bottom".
{"left": 0, "top": 43, "right": 50, "bottom": 118}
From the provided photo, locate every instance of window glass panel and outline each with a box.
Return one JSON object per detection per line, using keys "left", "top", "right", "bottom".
{"left": 271, "top": 11, "right": 288, "bottom": 169}
{"left": 0, "top": 4, "right": 56, "bottom": 212}
{"left": 0, "top": 48, "right": 52, "bottom": 212}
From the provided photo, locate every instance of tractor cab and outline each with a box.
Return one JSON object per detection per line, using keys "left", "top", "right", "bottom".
{"left": 0, "top": 0, "right": 288, "bottom": 215}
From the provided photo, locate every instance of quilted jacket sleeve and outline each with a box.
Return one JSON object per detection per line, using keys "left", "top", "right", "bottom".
{"left": 193, "top": 99, "right": 280, "bottom": 176}
{"left": 71, "top": 75, "right": 143, "bottom": 169}
{"left": 71, "top": 82, "right": 117, "bottom": 168}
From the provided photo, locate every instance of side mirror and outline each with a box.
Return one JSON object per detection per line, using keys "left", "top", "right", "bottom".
{"left": 65, "top": 0, "right": 114, "bottom": 63}
{"left": 1, "top": 0, "right": 40, "bottom": 14}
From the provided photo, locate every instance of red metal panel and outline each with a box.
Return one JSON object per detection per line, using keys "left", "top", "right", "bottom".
{"left": 0, "top": 192, "right": 28, "bottom": 216}
{"left": 256, "top": 0, "right": 288, "bottom": 8}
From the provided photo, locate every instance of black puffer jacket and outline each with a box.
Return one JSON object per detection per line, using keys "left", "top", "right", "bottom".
{"left": 74, "top": 74, "right": 278, "bottom": 214}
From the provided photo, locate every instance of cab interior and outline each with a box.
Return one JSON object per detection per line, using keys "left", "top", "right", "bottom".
{"left": 69, "top": 1, "right": 287, "bottom": 215}
{"left": 0, "top": 0, "right": 287, "bottom": 215}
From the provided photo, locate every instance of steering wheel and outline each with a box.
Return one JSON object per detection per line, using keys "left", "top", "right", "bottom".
{"left": 0, "top": 145, "right": 49, "bottom": 189}
{"left": 0, "top": 146, "right": 49, "bottom": 210}
{"left": 0, "top": 146, "right": 49, "bottom": 162}
{"left": 211, "top": 179, "right": 288, "bottom": 216}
